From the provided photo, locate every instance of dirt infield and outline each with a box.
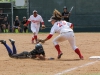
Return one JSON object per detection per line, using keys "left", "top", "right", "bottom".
{"left": 0, "top": 33, "right": 100, "bottom": 75}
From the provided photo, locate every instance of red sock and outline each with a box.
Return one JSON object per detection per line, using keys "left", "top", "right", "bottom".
{"left": 55, "top": 45, "right": 62, "bottom": 54}
{"left": 34, "top": 35, "right": 37, "bottom": 42}
{"left": 75, "top": 48, "right": 83, "bottom": 58}
{"left": 32, "top": 37, "right": 34, "bottom": 41}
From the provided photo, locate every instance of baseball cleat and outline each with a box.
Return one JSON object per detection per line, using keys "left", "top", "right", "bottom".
{"left": 80, "top": 56, "right": 84, "bottom": 60}
{"left": 9, "top": 39, "right": 15, "bottom": 44}
{"left": 0, "top": 40, "right": 6, "bottom": 44}
{"left": 58, "top": 52, "right": 63, "bottom": 59}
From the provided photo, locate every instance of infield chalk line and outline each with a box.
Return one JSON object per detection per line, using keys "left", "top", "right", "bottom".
{"left": 55, "top": 60, "right": 100, "bottom": 75}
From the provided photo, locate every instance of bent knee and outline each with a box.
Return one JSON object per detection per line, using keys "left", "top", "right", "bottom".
{"left": 72, "top": 46, "right": 78, "bottom": 50}
{"left": 53, "top": 39, "right": 58, "bottom": 45}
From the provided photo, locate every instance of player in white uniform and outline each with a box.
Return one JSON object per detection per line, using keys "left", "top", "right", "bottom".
{"left": 25, "top": 10, "right": 45, "bottom": 43}
{"left": 41, "top": 9, "right": 84, "bottom": 59}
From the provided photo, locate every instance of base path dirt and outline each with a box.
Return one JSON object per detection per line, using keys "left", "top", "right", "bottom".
{"left": 0, "top": 33, "right": 100, "bottom": 75}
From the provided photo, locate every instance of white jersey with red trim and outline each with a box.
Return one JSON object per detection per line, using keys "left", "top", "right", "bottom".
{"left": 28, "top": 14, "right": 44, "bottom": 26}
{"left": 50, "top": 20, "right": 73, "bottom": 34}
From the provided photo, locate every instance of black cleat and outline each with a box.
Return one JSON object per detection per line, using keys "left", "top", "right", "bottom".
{"left": 9, "top": 39, "right": 15, "bottom": 44}
{"left": 57, "top": 52, "right": 63, "bottom": 59}
{"left": 0, "top": 40, "right": 6, "bottom": 44}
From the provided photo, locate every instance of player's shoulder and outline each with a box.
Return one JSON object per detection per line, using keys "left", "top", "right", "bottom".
{"left": 37, "top": 14, "right": 42, "bottom": 17}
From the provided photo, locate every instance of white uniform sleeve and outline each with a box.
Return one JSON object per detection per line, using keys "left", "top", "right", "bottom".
{"left": 67, "top": 22, "right": 72, "bottom": 27}
{"left": 50, "top": 25, "right": 56, "bottom": 34}
{"left": 39, "top": 15, "right": 44, "bottom": 23}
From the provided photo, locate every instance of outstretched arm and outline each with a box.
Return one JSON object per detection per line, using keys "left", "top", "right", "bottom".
{"left": 38, "top": 34, "right": 53, "bottom": 43}
{"left": 36, "top": 55, "right": 45, "bottom": 60}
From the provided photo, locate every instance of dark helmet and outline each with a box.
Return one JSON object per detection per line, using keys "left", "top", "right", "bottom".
{"left": 35, "top": 43, "right": 43, "bottom": 49}
{"left": 35, "top": 43, "right": 44, "bottom": 53}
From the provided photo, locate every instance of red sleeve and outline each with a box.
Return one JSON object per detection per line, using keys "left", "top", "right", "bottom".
{"left": 41, "top": 22, "right": 44, "bottom": 25}
{"left": 26, "top": 21, "right": 30, "bottom": 25}
{"left": 70, "top": 23, "right": 73, "bottom": 28}
{"left": 46, "top": 34, "right": 53, "bottom": 40}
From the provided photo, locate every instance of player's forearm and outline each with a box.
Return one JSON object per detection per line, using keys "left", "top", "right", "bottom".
{"left": 41, "top": 22, "right": 44, "bottom": 25}
{"left": 36, "top": 55, "right": 45, "bottom": 60}
{"left": 44, "top": 34, "right": 53, "bottom": 41}
{"left": 25, "top": 21, "right": 30, "bottom": 25}
{"left": 70, "top": 23, "right": 74, "bottom": 29}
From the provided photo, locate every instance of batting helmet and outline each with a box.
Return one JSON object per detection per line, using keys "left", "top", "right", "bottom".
{"left": 35, "top": 43, "right": 44, "bottom": 53}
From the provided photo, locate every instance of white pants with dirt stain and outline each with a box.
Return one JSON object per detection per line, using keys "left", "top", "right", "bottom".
{"left": 53, "top": 31, "right": 78, "bottom": 50}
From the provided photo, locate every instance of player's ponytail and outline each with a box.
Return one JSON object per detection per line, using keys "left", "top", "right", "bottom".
{"left": 53, "top": 9, "right": 62, "bottom": 21}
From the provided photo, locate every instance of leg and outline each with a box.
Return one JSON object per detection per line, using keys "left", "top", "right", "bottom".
{"left": 2, "top": 24, "right": 6, "bottom": 33}
{"left": 9, "top": 39, "right": 17, "bottom": 54}
{"left": 31, "top": 26, "right": 37, "bottom": 43}
{"left": 0, "top": 40, "right": 13, "bottom": 55}
{"left": 24, "top": 27, "right": 27, "bottom": 33}
{"left": 32, "top": 33, "right": 38, "bottom": 44}
{"left": 12, "top": 51, "right": 29, "bottom": 58}
{"left": 7, "top": 24, "right": 10, "bottom": 32}
{"left": 67, "top": 32, "right": 83, "bottom": 59}
{"left": 53, "top": 34, "right": 66, "bottom": 59}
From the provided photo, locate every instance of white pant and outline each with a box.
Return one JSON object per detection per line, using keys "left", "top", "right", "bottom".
{"left": 31, "top": 24, "right": 40, "bottom": 35}
{"left": 53, "top": 31, "right": 78, "bottom": 50}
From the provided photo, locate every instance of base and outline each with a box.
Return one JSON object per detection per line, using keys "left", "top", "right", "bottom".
{"left": 89, "top": 56, "right": 100, "bottom": 60}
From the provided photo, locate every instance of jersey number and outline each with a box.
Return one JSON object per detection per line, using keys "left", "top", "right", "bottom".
{"left": 57, "top": 23, "right": 62, "bottom": 27}
{"left": 57, "top": 21, "right": 66, "bottom": 27}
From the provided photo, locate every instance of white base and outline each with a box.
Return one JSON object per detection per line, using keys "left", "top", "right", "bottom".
{"left": 89, "top": 56, "right": 100, "bottom": 59}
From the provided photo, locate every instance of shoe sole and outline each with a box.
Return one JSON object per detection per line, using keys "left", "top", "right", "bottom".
{"left": 9, "top": 39, "right": 15, "bottom": 43}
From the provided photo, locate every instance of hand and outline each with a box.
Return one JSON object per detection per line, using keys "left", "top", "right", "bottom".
{"left": 37, "top": 38, "right": 45, "bottom": 43}
{"left": 24, "top": 24, "right": 27, "bottom": 26}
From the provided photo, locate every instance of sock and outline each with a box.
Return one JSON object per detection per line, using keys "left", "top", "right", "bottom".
{"left": 12, "top": 44, "right": 17, "bottom": 54}
{"left": 55, "top": 45, "right": 62, "bottom": 54}
{"left": 4, "top": 44, "right": 13, "bottom": 55}
{"left": 34, "top": 35, "right": 37, "bottom": 42}
{"left": 75, "top": 48, "right": 83, "bottom": 58}
{"left": 32, "top": 37, "right": 34, "bottom": 41}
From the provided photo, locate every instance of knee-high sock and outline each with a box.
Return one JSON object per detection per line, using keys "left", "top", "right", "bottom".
{"left": 4, "top": 44, "right": 12, "bottom": 54}
{"left": 34, "top": 35, "right": 37, "bottom": 42}
{"left": 32, "top": 35, "right": 34, "bottom": 41}
{"left": 12, "top": 44, "right": 17, "bottom": 54}
{"left": 55, "top": 44, "right": 62, "bottom": 54}
{"left": 75, "top": 48, "right": 83, "bottom": 58}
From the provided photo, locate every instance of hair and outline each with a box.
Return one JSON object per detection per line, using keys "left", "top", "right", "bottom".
{"left": 52, "top": 9, "right": 62, "bottom": 21}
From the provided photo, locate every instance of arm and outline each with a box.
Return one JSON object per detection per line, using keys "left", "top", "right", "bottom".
{"left": 24, "top": 17, "right": 31, "bottom": 26}
{"left": 62, "top": 12, "right": 70, "bottom": 18}
{"left": 70, "top": 23, "right": 73, "bottom": 29}
{"left": 40, "top": 16, "right": 46, "bottom": 28}
{"left": 36, "top": 55, "right": 45, "bottom": 60}
{"left": 44, "top": 34, "right": 53, "bottom": 42}
{"left": 24, "top": 20, "right": 30, "bottom": 26}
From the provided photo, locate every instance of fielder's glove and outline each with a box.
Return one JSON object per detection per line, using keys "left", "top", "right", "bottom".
{"left": 41, "top": 25, "right": 46, "bottom": 29}
{"left": 37, "top": 39, "right": 45, "bottom": 43}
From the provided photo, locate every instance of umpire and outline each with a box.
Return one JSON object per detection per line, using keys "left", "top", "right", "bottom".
{"left": 62, "top": 6, "right": 70, "bottom": 22}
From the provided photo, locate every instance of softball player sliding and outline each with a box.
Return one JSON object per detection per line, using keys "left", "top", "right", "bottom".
{"left": 0, "top": 39, "right": 54, "bottom": 60}
{"left": 41, "top": 9, "right": 84, "bottom": 59}
{"left": 25, "top": 10, "right": 45, "bottom": 44}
